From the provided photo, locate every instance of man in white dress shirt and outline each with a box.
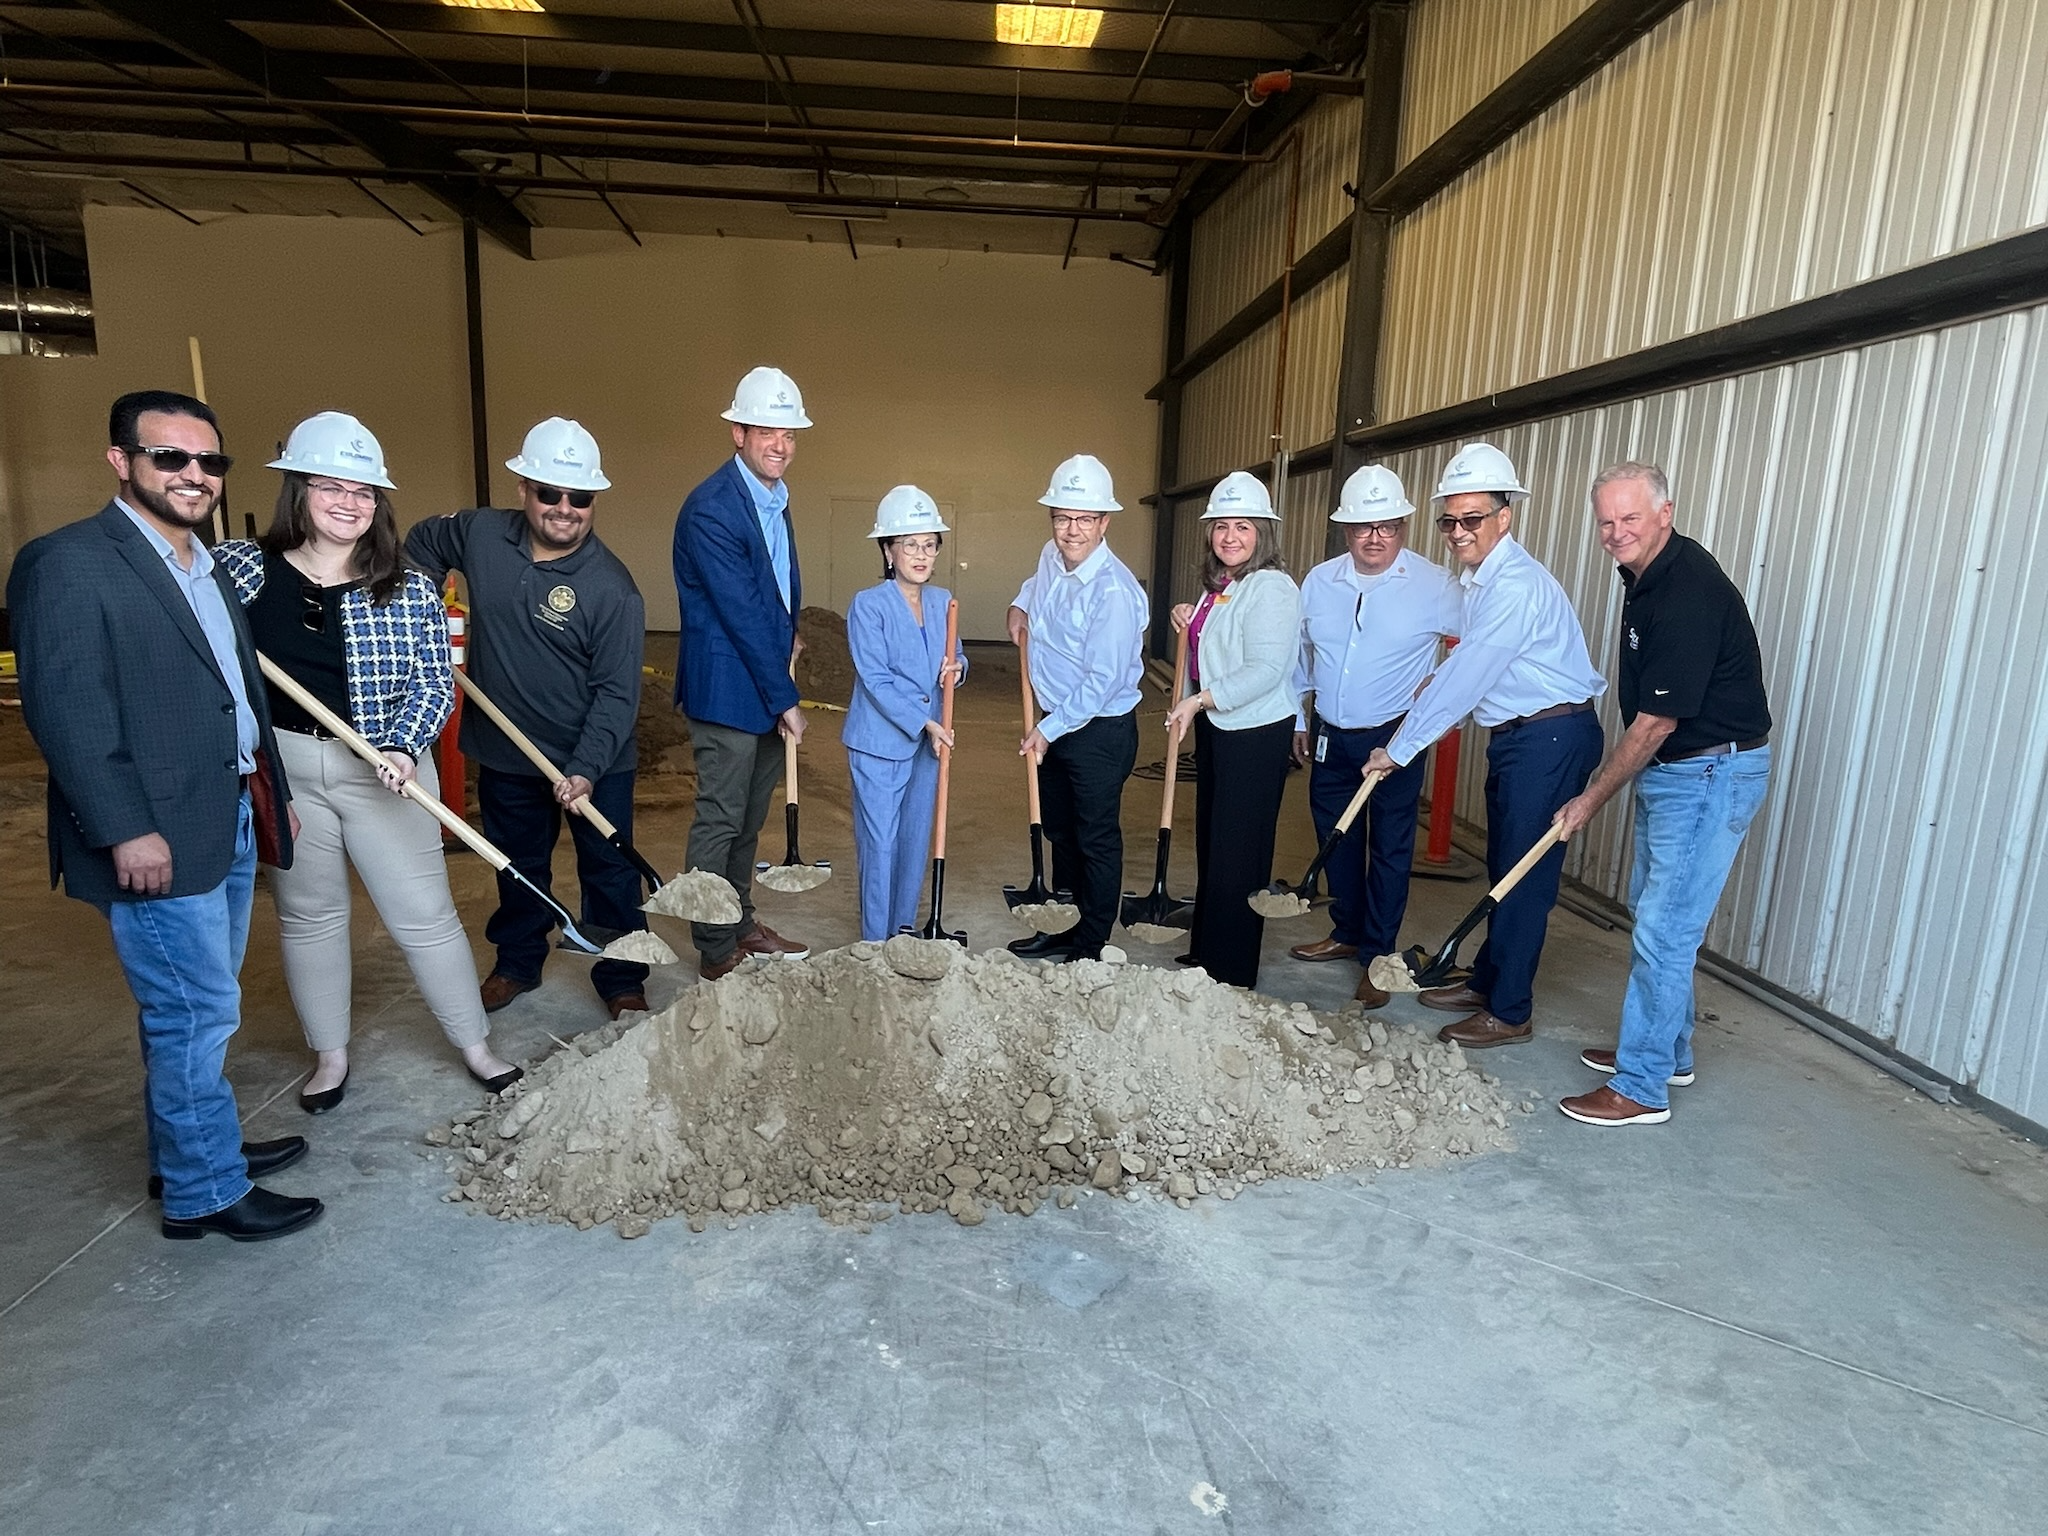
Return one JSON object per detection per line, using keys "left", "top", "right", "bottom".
{"left": 1365, "top": 443, "right": 1606, "bottom": 1048}
{"left": 1292, "top": 465, "right": 1462, "bottom": 1006}
{"left": 1004, "top": 454, "right": 1149, "bottom": 964}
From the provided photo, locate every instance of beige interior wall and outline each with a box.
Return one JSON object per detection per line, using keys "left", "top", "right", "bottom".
{"left": 1, "top": 210, "right": 1162, "bottom": 643}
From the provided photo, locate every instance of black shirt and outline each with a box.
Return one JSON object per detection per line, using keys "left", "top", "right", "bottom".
{"left": 1617, "top": 533, "right": 1771, "bottom": 761}
{"left": 246, "top": 549, "right": 357, "bottom": 735}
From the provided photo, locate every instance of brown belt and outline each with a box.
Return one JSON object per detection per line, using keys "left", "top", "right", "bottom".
{"left": 1664, "top": 735, "right": 1770, "bottom": 763}
{"left": 1492, "top": 699, "right": 1595, "bottom": 733}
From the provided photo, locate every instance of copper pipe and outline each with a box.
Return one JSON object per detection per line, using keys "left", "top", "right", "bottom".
{"left": 1269, "top": 131, "right": 1303, "bottom": 467}
{"left": 0, "top": 82, "right": 1268, "bottom": 168}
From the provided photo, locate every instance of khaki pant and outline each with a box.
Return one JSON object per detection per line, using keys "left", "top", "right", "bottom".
{"left": 266, "top": 731, "right": 488, "bottom": 1053}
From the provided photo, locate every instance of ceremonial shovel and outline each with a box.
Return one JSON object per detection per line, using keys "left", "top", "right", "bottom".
{"left": 1002, "top": 633, "right": 1077, "bottom": 932}
{"left": 908, "top": 598, "right": 966, "bottom": 944}
{"left": 1119, "top": 627, "right": 1195, "bottom": 941}
{"left": 257, "top": 655, "right": 618, "bottom": 955}
{"left": 756, "top": 655, "right": 832, "bottom": 894}
{"left": 1403, "top": 824, "right": 1565, "bottom": 986}
{"left": 1249, "top": 769, "right": 1387, "bottom": 921}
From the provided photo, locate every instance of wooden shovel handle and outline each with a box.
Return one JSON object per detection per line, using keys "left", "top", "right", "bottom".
{"left": 1490, "top": 824, "right": 1565, "bottom": 903}
{"left": 1158, "top": 626, "right": 1189, "bottom": 832}
{"left": 1332, "top": 768, "right": 1387, "bottom": 836}
{"left": 931, "top": 599, "right": 960, "bottom": 861}
{"left": 256, "top": 653, "right": 509, "bottom": 872}
{"left": 1018, "top": 631, "right": 1043, "bottom": 823}
{"left": 452, "top": 670, "right": 618, "bottom": 838}
{"left": 783, "top": 655, "right": 801, "bottom": 808}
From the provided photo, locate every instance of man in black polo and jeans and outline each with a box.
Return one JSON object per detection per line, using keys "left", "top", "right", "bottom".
{"left": 404, "top": 417, "right": 652, "bottom": 1021}
{"left": 1554, "top": 461, "right": 1773, "bottom": 1125}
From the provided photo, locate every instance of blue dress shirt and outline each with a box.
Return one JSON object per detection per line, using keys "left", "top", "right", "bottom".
{"left": 734, "top": 454, "right": 793, "bottom": 612}
{"left": 117, "top": 499, "right": 259, "bottom": 771}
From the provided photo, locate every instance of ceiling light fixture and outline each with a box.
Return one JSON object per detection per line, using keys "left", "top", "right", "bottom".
{"left": 437, "top": 0, "right": 546, "bottom": 14}
{"left": 787, "top": 203, "right": 888, "bottom": 221}
{"left": 995, "top": 4, "right": 1104, "bottom": 48}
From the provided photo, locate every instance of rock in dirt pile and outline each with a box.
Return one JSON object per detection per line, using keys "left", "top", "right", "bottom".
{"left": 436, "top": 938, "right": 1521, "bottom": 1236}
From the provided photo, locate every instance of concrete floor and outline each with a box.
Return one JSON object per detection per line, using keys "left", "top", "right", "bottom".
{"left": 3, "top": 646, "right": 2046, "bottom": 1535}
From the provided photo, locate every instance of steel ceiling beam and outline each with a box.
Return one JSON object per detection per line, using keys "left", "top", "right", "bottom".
{"left": 74, "top": 0, "right": 533, "bottom": 255}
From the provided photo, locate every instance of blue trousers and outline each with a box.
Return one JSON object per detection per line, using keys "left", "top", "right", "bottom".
{"left": 100, "top": 794, "right": 256, "bottom": 1220}
{"left": 1611, "top": 747, "right": 1772, "bottom": 1107}
{"left": 1307, "top": 714, "right": 1428, "bottom": 957}
{"left": 478, "top": 765, "right": 649, "bottom": 1001}
{"left": 1469, "top": 710, "right": 1604, "bottom": 1026}
{"left": 848, "top": 745, "right": 940, "bottom": 940}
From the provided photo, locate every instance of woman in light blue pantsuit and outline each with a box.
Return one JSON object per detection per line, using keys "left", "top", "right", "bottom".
{"left": 844, "top": 486, "right": 968, "bottom": 941}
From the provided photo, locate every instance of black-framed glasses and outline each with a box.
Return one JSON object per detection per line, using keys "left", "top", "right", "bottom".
{"left": 299, "top": 581, "right": 327, "bottom": 634}
{"left": 1050, "top": 513, "right": 1103, "bottom": 531}
{"left": 126, "top": 444, "right": 234, "bottom": 478}
{"left": 534, "top": 484, "right": 596, "bottom": 509}
{"left": 1435, "top": 509, "right": 1506, "bottom": 534}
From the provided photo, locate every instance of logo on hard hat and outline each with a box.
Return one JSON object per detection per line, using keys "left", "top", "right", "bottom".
{"left": 555, "top": 447, "right": 583, "bottom": 465}
{"left": 547, "top": 586, "right": 577, "bottom": 615}
{"left": 342, "top": 439, "right": 372, "bottom": 463}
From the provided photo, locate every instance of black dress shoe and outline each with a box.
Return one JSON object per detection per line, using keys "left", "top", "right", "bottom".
{"left": 1007, "top": 931, "right": 1080, "bottom": 960}
{"left": 299, "top": 1068, "right": 348, "bottom": 1115}
{"left": 1175, "top": 953, "right": 1199, "bottom": 967}
{"left": 147, "top": 1136, "right": 309, "bottom": 1201}
{"left": 161, "top": 1185, "right": 324, "bottom": 1242}
{"left": 467, "top": 1063, "right": 524, "bottom": 1094}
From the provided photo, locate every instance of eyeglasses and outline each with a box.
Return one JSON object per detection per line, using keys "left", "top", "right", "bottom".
{"left": 307, "top": 480, "right": 377, "bottom": 508}
{"left": 1435, "top": 509, "right": 1506, "bottom": 534}
{"left": 299, "top": 581, "right": 327, "bottom": 634}
{"left": 1355, "top": 521, "right": 1405, "bottom": 540}
{"left": 895, "top": 537, "right": 941, "bottom": 557}
{"left": 1050, "top": 514, "right": 1103, "bottom": 531}
{"left": 534, "top": 485, "right": 596, "bottom": 510}
{"left": 126, "top": 444, "right": 233, "bottom": 478}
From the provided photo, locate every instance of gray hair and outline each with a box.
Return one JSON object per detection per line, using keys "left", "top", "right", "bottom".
{"left": 1591, "top": 460, "right": 1672, "bottom": 505}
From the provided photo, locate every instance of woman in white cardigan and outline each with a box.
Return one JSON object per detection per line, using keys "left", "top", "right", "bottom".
{"left": 1166, "top": 471, "right": 1303, "bottom": 989}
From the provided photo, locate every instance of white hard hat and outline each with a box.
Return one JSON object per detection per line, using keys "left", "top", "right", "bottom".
{"left": 504, "top": 417, "right": 611, "bottom": 492}
{"left": 1432, "top": 442, "right": 1527, "bottom": 503}
{"left": 867, "top": 484, "right": 950, "bottom": 540}
{"left": 267, "top": 411, "right": 395, "bottom": 490}
{"left": 1038, "top": 453, "right": 1121, "bottom": 513}
{"left": 1331, "top": 464, "right": 1414, "bottom": 522}
{"left": 1203, "top": 469, "right": 1277, "bottom": 521}
{"left": 722, "top": 366, "right": 813, "bottom": 430}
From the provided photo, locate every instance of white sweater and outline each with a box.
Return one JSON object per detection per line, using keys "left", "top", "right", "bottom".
{"left": 1190, "top": 567, "right": 1303, "bottom": 731}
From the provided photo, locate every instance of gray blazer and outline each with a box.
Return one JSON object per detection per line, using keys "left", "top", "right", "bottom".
{"left": 7, "top": 502, "right": 294, "bottom": 903}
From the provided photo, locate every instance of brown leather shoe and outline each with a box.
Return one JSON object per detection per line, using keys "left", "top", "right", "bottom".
{"left": 1418, "top": 982, "right": 1488, "bottom": 1013}
{"left": 1436, "top": 1010, "right": 1532, "bottom": 1048}
{"left": 1581, "top": 1046, "right": 1694, "bottom": 1086}
{"left": 1559, "top": 1083, "right": 1670, "bottom": 1125}
{"left": 739, "top": 923, "right": 809, "bottom": 961}
{"left": 1290, "top": 936, "right": 1358, "bottom": 963}
{"left": 479, "top": 973, "right": 539, "bottom": 1014}
{"left": 699, "top": 951, "right": 742, "bottom": 982}
{"left": 1353, "top": 977, "right": 1391, "bottom": 1008}
{"left": 605, "top": 992, "right": 650, "bottom": 1021}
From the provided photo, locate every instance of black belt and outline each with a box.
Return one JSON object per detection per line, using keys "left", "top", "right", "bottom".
{"left": 1663, "top": 735, "right": 1769, "bottom": 763}
{"left": 1316, "top": 712, "right": 1406, "bottom": 735}
{"left": 276, "top": 722, "right": 339, "bottom": 742}
{"left": 1492, "top": 700, "right": 1595, "bottom": 733}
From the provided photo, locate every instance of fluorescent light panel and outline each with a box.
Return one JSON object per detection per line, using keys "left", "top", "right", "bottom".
{"left": 995, "top": 4, "right": 1104, "bottom": 48}
{"left": 438, "top": 0, "right": 546, "bottom": 13}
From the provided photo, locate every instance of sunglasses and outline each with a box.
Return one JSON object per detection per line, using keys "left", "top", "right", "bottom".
{"left": 1435, "top": 509, "right": 1506, "bottom": 534}
{"left": 299, "top": 580, "right": 327, "bottom": 635}
{"left": 533, "top": 485, "right": 596, "bottom": 510}
{"left": 127, "top": 444, "right": 234, "bottom": 478}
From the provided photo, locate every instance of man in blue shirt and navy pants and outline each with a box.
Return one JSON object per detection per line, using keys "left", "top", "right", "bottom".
{"left": 673, "top": 367, "right": 816, "bottom": 979}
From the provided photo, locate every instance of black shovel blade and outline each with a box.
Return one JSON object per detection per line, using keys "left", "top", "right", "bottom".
{"left": 1119, "top": 889, "right": 1194, "bottom": 930}
{"left": 557, "top": 920, "right": 628, "bottom": 956}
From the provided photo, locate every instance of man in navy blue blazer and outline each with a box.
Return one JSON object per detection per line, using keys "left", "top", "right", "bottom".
{"left": 672, "top": 367, "right": 817, "bottom": 978}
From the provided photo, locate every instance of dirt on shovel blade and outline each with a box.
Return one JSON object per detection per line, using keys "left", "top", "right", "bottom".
{"left": 1010, "top": 900, "right": 1081, "bottom": 935}
{"left": 756, "top": 863, "right": 832, "bottom": 894}
{"left": 644, "top": 870, "right": 742, "bottom": 925}
{"left": 1247, "top": 889, "right": 1311, "bottom": 920}
{"left": 601, "top": 930, "right": 680, "bottom": 966}
{"left": 1122, "top": 921, "right": 1186, "bottom": 946}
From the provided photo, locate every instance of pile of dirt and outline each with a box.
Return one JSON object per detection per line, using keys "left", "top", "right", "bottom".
{"left": 795, "top": 605, "right": 856, "bottom": 705}
{"left": 435, "top": 940, "right": 1522, "bottom": 1237}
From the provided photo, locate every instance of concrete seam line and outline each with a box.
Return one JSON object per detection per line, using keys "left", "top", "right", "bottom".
{"left": 1325, "top": 1185, "right": 2048, "bottom": 1442}
{"left": 0, "top": 1071, "right": 310, "bottom": 1321}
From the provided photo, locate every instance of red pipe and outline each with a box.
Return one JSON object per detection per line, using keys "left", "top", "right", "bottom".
{"left": 437, "top": 578, "right": 467, "bottom": 833}
{"left": 1420, "top": 637, "right": 1460, "bottom": 867}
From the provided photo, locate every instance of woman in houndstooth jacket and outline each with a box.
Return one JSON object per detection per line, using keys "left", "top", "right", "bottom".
{"left": 219, "top": 412, "right": 520, "bottom": 1112}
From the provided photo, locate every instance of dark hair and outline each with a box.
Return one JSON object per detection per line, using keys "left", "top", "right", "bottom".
{"left": 878, "top": 531, "right": 944, "bottom": 580}
{"left": 1200, "top": 517, "right": 1286, "bottom": 593}
{"left": 261, "top": 472, "right": 406, "bottom": 605}
{"left": 110, "top": 389, "right": 220, "bottom": 449}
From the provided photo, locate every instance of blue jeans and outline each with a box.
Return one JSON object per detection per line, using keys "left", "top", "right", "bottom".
{"left": 848, "top": 745, "right": 939, "bottom": 941}
{"left": 1610, "top": 746, "right": 1772, "bottom": 1109}
{"left": 101, "top": 794, "right": 257, "bottom": 1220}
{"left": 1307, "top": 714, "right": 1428, "bottom": 956}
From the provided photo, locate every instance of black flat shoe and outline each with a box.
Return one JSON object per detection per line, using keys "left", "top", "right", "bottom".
{"left": 1008, "top": 931, "right": 1080, "bottom": 960}
{"left": 161, "top": 1185, "right": 324, "bottom": 1242}
{"left": 467, "top": 1063, "right": 524, "bottom": 1094}
{"left": 147, "top": 1136, "right": 309, "bottom": 1201}
{"left": 299, "top": 1068, "right": 348, "bottom": 1115}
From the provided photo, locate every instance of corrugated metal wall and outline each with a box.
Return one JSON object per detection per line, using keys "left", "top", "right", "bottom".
{"left": 1164, "top": 0, "right": 2048, "bottom": 1123}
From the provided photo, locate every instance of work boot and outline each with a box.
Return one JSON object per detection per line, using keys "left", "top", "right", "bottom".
{"left": 1418, "top": 982, "right": 1487, "bottom": 1013}
{"left": 1435, "top": 1010, "right": 1532, "bottom": 1049}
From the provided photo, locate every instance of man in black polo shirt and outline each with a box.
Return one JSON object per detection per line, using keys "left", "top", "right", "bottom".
{"left": 1552, "top": 461, "right": 1772, "bottom": 1125}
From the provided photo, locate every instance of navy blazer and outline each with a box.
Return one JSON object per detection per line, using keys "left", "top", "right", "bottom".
{"left": 671, "top": 458, "right": 802, "bottom": 735}
{"left": 7, "top": 502, "right": 293, "bottom": 903}
{"left": 842, "top": 583, "right": 968, "bottom": 761}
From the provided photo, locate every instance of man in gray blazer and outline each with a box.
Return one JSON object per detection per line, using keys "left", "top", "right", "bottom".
{"left": 8, "top": 389, "right": 322, "bottom": 1242}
